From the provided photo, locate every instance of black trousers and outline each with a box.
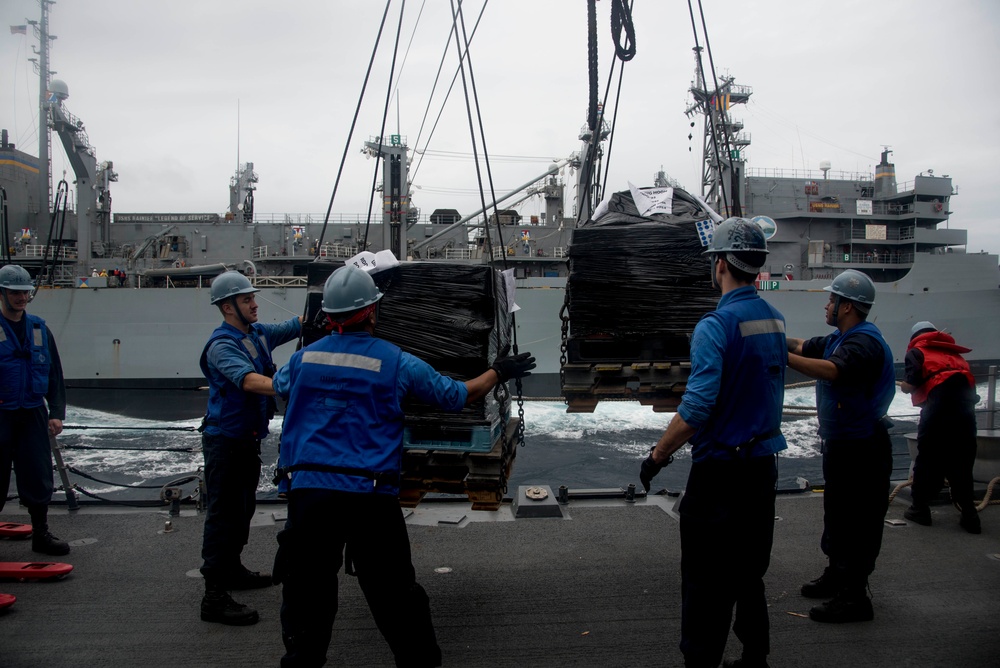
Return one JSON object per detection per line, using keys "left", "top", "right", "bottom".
{"left": 911, "top": 376, "right": 978, "bottom": 510}
{"left": 821, "top": 427, "right": 892, "bottom": 585}
{"left": 0, "top": 406, "right": 54, "bottom": 513}
{"left": 678, "top": 454, "right": 778, "bottom": 668}
{"left": 275, "top": 488, "right": 441, "bottom": 668}
{"left": 199, "top": 433, "right": 262, "bottom": 582}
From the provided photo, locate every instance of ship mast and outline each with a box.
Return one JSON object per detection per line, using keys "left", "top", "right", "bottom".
{"left": 685, "top": 49, "right": 751, "bottom": 217}
{"left": 28, "top": 0, "right": 56, "bottom": 218}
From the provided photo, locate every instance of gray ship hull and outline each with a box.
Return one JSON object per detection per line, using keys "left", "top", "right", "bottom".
{"left": 29, "top": 250, "right": 1000, "bottom": 399}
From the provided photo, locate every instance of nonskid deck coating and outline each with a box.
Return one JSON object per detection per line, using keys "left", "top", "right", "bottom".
{"left": 0, "top": 491, "right": 998, "bottom": 667}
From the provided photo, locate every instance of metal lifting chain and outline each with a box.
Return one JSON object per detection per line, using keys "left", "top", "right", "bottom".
{"left": 493, "top": 381, "right": 513, "bottom": 494}
{"left": 558, "top": 289, "right": 571, "bottom": 392}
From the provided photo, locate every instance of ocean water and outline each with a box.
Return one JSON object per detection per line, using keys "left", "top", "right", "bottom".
{"left": 23, "top": 382, "right": 993, "bottom": 507}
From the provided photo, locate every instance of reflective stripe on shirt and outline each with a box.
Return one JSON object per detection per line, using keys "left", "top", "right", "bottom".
{"left": 302, "top": 350, "right": 383, "bottom": 373}
{"left": 739, "top": 318, "right": 785, "bottom": 337}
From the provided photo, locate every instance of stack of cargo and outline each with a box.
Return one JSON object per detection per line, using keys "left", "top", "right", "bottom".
{"left": 562, "top": 187, "right": 719, "bottom": 412}
{"left": 303, "top": 261, "right": 517, "bottom": 510}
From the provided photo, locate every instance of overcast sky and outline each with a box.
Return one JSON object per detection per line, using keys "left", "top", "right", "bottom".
{"left": 3, "top": 0, "right": 999, "bottom": 256}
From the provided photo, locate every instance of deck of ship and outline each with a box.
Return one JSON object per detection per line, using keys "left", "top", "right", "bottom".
{"left": 1, "top": 485, "right": 998, "bottom": 667}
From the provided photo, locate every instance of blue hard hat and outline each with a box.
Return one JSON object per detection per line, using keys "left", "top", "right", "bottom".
{"left": 0, "top": 265, "right": 34, "bottom": 290}
{"left": 322, "top": 265, "right": 383, "bottom": 314}
{"left": 210, "top": 271, "right": 259, "bottom": 304}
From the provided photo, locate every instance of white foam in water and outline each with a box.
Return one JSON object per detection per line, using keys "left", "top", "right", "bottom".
{"left": 56, "top": 382, "right": 994, "bottom": 497}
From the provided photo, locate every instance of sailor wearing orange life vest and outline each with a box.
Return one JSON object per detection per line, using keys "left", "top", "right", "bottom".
{"left": 900, "top": 321, "right": 981, "bottom": 534}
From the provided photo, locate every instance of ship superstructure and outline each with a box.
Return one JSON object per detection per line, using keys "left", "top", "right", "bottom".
{"left": 2, "top": 3, "right": 998, "bottom": 399}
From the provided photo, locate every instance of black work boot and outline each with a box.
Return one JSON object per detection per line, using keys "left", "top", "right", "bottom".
{"left": 904, "top": 504, "right": 932, "bottom": 526}
{"left": 201, "top": 585, "right": 259, "bottom": 626}
{"left": 32, "top": 530, "right": 70, "bottom": 557}
{"left": 960, "top": 509, "right": 982, "bottom": 534}
{"left": 809, "top": 587, "right": 874, "bottom": 623}
{"left": 800, "top": 567, "right": 838, "bottom": 598}
{"left": 28, "top": 505, "right": 70, "bottom": 557}
{"left": 227, "top": 566, "right": 274, "bottom": 590}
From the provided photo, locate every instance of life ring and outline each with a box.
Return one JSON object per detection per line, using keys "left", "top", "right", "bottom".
{"left": 933, "top": 201, "right": 943, "bottom": 212}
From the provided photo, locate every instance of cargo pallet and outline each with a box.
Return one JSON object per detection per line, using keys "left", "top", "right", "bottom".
{"left": 399, "top": 418, "right": 520, "bottom": 511}
{"left": 561, "top": 361, "right": 690, "bottom": 413}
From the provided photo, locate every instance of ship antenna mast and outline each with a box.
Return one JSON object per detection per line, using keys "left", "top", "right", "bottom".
{"left": 28, "top": 0, "right": 57, "bottom": 219}
{"left": 683, "top": 0, "right": 751, "bottom": 218}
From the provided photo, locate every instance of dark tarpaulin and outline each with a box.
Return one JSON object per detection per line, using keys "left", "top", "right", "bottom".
{"left": 567, "top": 187, "right": 720, "bottom": 358}
{"left": 304, "top": 261, "right": 512, "bottom": 431}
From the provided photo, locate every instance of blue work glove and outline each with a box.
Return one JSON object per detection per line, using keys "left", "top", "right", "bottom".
{"left": 640, "top": 447, "right": 672, "bottom": 493}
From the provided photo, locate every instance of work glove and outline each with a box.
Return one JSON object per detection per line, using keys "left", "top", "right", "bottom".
{"left": 491, "top": 350, "right": 537, "bottom": 382}
{"left": 639, "top": 447, "right": 672, "bottom": 493}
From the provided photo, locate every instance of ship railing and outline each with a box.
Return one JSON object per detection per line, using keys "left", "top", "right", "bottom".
{"left": 252, "top": 246, "right": 270, "bottom": 260}
{"left": 746, "top": 167, "right": 874, "bottom": 182}
{"left": 317, "top": 243, "right": 358, "bottom": 259}
{"left": 251, "top": 212, "right": 441, "bottom": 226}
{"left": 251, "top": 276, "right": 307, "bottom": 288}
{"left": 19, "top": 244, "right": 79, "bottom": 260}
{"left": 842, "top": 225, "right": 915, "bottom": 241}
{"left": 552, "top": 247, "right": 567, "bottom": 258}
{"left": 868, "top": 202, "right": 915, "bottom": 216}
{"left": 823, "top": 251, "right": 915, "bottom": 265}
{"left": 445, "top": 247, "right": 477, "bottom": 261}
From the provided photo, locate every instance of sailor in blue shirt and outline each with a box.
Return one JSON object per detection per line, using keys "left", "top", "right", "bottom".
{"left": 198, "top": 271, "right": 302, "bottom": 626}
{"left": 0, "top": 265, "right": 70, "bottom": 557}
{"left": 788, "top": 269, "right": 895, "bottom": 624}
{"left": 272, "top": 265, "right": 534, "bottom": 668}
{"left": 640, "top": 218, "right": 787, "bottom": 668}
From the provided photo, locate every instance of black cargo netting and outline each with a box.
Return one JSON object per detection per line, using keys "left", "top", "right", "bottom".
{"left": 568, "top": 188, "right": 719, "bottom": 342}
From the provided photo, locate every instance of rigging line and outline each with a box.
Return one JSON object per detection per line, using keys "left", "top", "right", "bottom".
{"left": 447, "top": 0, "right": 492, "bottom": 256}
{"left": 696, "top": 0, "right": 740, "bottom": 216}
{"left": 746, "top": 100, "right": 877, "bottom": 162}
{"left": 389, "top": 0, "right": 429, "bottom": 105}
{"left": 610, "top": 0, "right": 636, "bottom": 62}
{"left": 456, "top": 0, "right": 507, "bottom": 266}
{"left": 419, "top": 149, "right": 555, "bottom": 161}
{"left": 363, "top": 1, "right": 408, "bottom": 247}
{"left": 576, "top": 0, "right": 600, "bottom": 226}
{"left": 601, "top": 52, "right": 628, "bottom": 198}
{"left": 601, "top": 0, "right": 634, "bottom": 196}
{"left": 314, "top": 0, "right": 393, "bottom": 256}
{"left": 410, "top": 1, "right": 489, "bottom": 185}
{"left": 685, "top": 0, "right": 728, "bottom": 215}
{"left": 409, "top": 1, "right": 460, "bottom": 167}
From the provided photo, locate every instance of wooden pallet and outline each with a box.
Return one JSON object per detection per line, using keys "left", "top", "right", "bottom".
{"left": 562, "top": 361, "right": 690, "bottom": 413}
{"left": 398, "top": 418, "right": 520, "bottom": 511}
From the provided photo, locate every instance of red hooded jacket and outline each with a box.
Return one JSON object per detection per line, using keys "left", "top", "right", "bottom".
{"left": 906, "top": 331, "right": 975, "bottom": 406}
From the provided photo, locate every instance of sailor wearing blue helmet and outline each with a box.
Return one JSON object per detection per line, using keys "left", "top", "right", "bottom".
{"left": 640, "top": 218, "right": 787, "bottom": 668}
{"left": 198, "top": 270, "right": 303, "bottom": 626}
{"left": 0, "top": 264, "right": 70, "bottom": 557}
{"left": 271, "top": 265, "right": 534, "bottom": 668}
{"left": 787, "top": 268, "right": 895, "bottom": 624}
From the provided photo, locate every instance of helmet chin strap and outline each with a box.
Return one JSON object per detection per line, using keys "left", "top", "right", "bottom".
{"left": 229, "top": 296, "right": 253, "bottom": 329}
{"left": 830, "top": 295, "right": 843, "bottom": 327}
{"left": 709, "top": 255, "right": 720, "bottom": 290}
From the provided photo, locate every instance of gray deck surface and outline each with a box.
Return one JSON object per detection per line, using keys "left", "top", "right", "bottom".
{"left": 1, "top": 488, "right": 998, "bottom": 668}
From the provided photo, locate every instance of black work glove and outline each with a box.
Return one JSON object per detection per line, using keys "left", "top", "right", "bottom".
{"left": 639, "top": 447, "right": 672, "bottom": 493}
{"left": 491, "top": 351, "right": 536, "bottom": 382}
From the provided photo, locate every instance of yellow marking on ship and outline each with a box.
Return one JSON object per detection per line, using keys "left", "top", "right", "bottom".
{"left": 0, "top": 158, "right": 40, "bottom": 174}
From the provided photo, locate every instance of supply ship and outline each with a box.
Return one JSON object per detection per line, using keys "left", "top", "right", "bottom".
{"left": 3, "top": 2, "right": 999, "bottom": 401}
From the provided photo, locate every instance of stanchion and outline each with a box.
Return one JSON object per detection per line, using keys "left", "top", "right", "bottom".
{"left": 49, "top": 434, "right": 79, "bottom": 511}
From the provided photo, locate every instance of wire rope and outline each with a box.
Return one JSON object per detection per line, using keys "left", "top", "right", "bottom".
{"left": 313, "top": 0, "right": 393, "bottom": 256}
